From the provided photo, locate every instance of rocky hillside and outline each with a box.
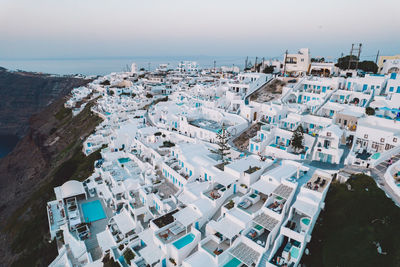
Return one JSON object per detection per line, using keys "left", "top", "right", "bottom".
{"left": 0, "top": 90, "right": 103, "bottom": 266}
{"left": 0, "top": 67, "right": 91, "bottom": 137}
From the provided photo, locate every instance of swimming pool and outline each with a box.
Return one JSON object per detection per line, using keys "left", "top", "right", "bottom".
{"left": 81, "top": 200, "right": 106, "bottom": 223}
{"left": 118, "top": 157, "right": 131, "bottom": 164}
{"left": 301, "top": 217, "right": 311, "bottom": 226}
{"left": 223, "top": 257, "right": 241, "bottom": 267}
{"left": 290, "top": 246, "right": 300, "bottom": 259}
{"left": 173, "top": 233, "right": 195, "bottom": 249}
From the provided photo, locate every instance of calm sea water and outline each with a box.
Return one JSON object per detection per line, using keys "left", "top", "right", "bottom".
{"left": 0, "top": 134, "right": 19, "bottom": 158}
{"left": 0, "top": 56, "right": 247, "bottom": 76}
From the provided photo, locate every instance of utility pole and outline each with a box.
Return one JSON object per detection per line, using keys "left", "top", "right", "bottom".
{"left": 213, "top": 60, "right": 216, "bottom": 73}
{"left": 254, "top": 57, "right": 258, "bottom": 72}
{"left": 245, "top": 56, "right": 248, "bottom": 71}
{"left": 355, "top": 43, "right": 362, "bottom": 70}
{"left": 375, "top": 50, "right": 380, "bottom": 65}
{"left": 262, "top": 57, "right": 265, "bottom": 72}
{"left": 283, "top": 50, "right": 288, "bottom": 76}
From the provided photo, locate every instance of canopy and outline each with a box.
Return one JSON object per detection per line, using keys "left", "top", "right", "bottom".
{"left": 173, "top": 207, "right": 201, "bottom": 227}
{"left": 208, "top": 217, "right": 243, "bottom": 239}
{"left": 113, "top": 210, "right": 135, "bottom": 235}
{"left": 60, "top": 180, "right": 85, "bottom": 199}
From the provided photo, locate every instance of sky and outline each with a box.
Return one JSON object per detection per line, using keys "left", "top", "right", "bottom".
{"left": 1, "top": 0, "right": 399, "bottom": 61}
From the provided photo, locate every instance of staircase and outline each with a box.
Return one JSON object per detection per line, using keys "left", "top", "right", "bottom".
{"left": 280, "top": 77, "right": 306, "bottom": 104}
{"left": 313, "top": 87, "right": 338, "bottom": 115}
{"left": 305, "top": 136, "right": 319, "bottom": 161}
{"left": 258, "top": 252, "right": 269, "bottom": 267}
{"left": 243, "top": 75, "right": 274, "bottom": 103}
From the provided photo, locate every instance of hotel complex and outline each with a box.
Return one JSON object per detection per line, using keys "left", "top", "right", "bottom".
{"left": 47, "top": 50, "right": 400, "bottom": 267}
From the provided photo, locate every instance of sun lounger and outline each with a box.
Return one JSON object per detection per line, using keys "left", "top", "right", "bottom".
{"left": 239, "top": 198, "right": 252, "bottom": 209}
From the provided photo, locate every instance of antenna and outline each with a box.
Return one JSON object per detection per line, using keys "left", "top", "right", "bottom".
{"left": 348, "top": 43, "right": 362, "bottom": 70}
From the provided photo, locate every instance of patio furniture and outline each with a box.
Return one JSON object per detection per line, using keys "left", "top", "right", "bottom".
{"left": 238, "top": 198, "right": 252, "bottom": 209}
{"left": 314, "top": 177, "right": 321, "bottom": 184}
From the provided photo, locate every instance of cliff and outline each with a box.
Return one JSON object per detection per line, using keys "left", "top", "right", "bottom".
{"left": 0, "top": 86, "right": 103, "bottom": 266}
{"left": 0, "top": 67, "right": 91, "bottom": 137}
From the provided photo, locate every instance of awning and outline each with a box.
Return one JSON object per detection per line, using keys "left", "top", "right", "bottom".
{"left": 173, "top": 207, "right": 201, "bottom": 227}
{"left": 214, "top": 173, "right": 236, "bottom": 187}
{"left": 140, "top": 245, "right": 163, "bottom": 265}
{"left": 113, "top": 210, "right": 135, "bottom": 235}
{"left": 251, "top": 179, "right": 276, "bottom": 196}
{"left": 208, "top": 217, "right": 243, "bottom": 240}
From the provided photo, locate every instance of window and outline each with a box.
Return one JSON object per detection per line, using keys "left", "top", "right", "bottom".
{"left": 364, "top": 134, "right": 368, "bottom": 139}
{"left": 394, "top": 138, "right": 398, "bottom": 143}
{"left": 327, "top": 132, "right": 331, "bottom": 137}
{"left": 344, "top": 120, "right": 347, "bottom": 126}
{"left": 338, "top": 118, "right": 341, "bottom": 123}
{"left": 380, "top": 138, "right": 385, "bottom": 143}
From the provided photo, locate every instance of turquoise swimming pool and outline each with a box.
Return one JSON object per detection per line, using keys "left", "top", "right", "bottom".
{"left": 81, "top": 200, "right": 106, "bottom": 223}
{"left": 173, "top": 233, "right": 195, "bottom": 249}
{"left": 223, "top": 257, "right": 241, "bottom": 267}
{"left": 118, "top": 157, "right": 131, "bottom": 164}
{"left": 301, "top": 217, "right": 311, "bottom": 226}
{"left": 290, "top": 246, "right": 300, "bottom": 259}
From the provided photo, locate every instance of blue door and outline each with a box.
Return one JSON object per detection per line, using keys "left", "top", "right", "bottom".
{"left": 327, "top": 154, "right": 333, "bottom": 163}
{"left": 233, "top": 184, "right": 236, "bottom": 194}
{"left": 195, "top": 221, "right": 199, "bottom": 230}
{"left": 162, "top": 258, "right": 166, "bottom": 267}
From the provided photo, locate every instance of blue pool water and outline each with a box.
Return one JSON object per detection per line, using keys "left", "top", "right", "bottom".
{"left": 173, "top": 233, "right": 195, "bottom": 249}
{"left": 118, "top": 157, "right": 131, "bottom": 164}
{"left": 223, "top": 257, "right": 241, "bottom": 267}
{"left": 81, "top": 200, "right": 106, "bottom": 222}
{"left": 290, "top": 246, "right": 300, "bottom": 259}
{"left": 301, "top": 217, "right": 311, "bottom": 226}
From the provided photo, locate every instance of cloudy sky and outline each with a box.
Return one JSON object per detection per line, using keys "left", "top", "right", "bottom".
{"left": 1, "top": 0, "right": 399, "bottom": 60}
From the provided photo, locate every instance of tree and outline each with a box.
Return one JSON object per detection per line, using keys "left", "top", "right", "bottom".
{"left": 335, "top": 55, "right": 378, "bottom": 73}
{"left": 210, "top": 124, "right": 230, "bottom": 163}
{"left": 291, "top": 125, "right": 305, "bottom": 153}
{"left": 263, "top": 65, "right": 275, "bottom": 74}
{"left": 365, "top": 107, "right": 375, "bottom": 116}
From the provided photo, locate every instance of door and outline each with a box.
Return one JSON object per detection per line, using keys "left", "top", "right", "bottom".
{"left": 253, "top": 112, "right": 257, "bottom": 121}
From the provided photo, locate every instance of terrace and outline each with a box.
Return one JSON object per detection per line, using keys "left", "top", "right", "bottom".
{"left": 237, "top": 193, "right": 267, "bottom": 214}
{"left": 152, "top": 209, "right": 179, "bottom": 229}
{"left": 202, "top": 238, "right": 230, "bottom": 257}
{"left": 189, "top": 118, "right": 227, "bottom": 133}
{"left": 285, "top": 210, "right": 311, "bottom": 235}
{"left": 204, "top": 183, "right": 226, "bottom": 200}
{"left": 270, "top": 237, "right": 302, "bottom": 267}
{"left": 229, "top": 242, "right": 260, "bottom": 267}
{"left": 154, "top": 180, "right": 178, "bottom": 200}
{"left": 129, "top": 191, "right": 144, "bottom": 209}
{"left": 156, "top": 221, "right": 187, "bottom": 244}
{"left": 246, "top": 212, "right": 279, "bottom": 248}
{"left": 304, "top": 173, "right": 331, "bottom": 193}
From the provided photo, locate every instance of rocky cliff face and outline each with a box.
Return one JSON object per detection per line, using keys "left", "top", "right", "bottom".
{"left": 0, "top": 67, "right": 90, "bottom": 137}
{"left": 0, "top": 69, "right": 102, "bottom": 266}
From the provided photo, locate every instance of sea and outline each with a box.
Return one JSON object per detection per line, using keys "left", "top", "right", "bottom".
{"left": 0, "top": 134, "right": 19, "bottom": 158}
{"left": 0, "top": 56, "right": 248, "bottom": 76}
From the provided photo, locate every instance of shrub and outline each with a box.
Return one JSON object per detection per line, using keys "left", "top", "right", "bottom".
{"left": 123, "top": 249, "right": 135, "bottom": 265}
{"left": 365, "top": 107, "right": 375, "bottom": 116}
